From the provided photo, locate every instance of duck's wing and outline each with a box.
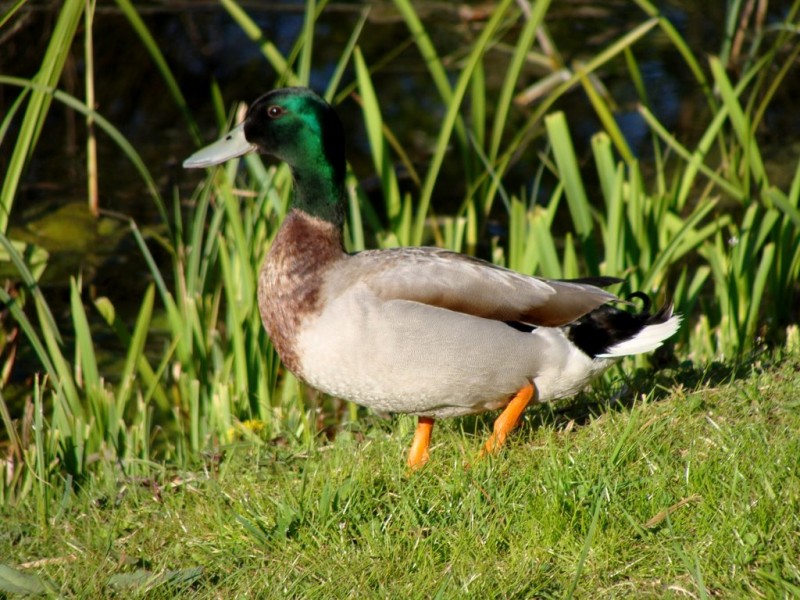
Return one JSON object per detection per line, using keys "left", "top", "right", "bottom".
{"left": 339, "top": 247, "right": 620, "bottom": 327}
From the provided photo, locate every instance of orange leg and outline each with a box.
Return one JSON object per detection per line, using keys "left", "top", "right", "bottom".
{"left": 407, "top": 416, "right": 435, "bottom": 469}
{"left": 482, "top": 381, "right": 536, "bottom": 455}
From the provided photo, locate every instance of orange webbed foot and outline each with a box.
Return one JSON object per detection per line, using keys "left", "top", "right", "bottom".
{"left": 407, "top": 417, "right": 435, "bottom": 470}
{"left": 482, "top": 381, "right": 536, "bottom": 456}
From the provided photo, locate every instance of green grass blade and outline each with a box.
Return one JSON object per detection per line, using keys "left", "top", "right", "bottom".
{"left": 0, "top": 234, "right": 59, "bottom": 343}
{"left": 298, "top": 0, "right": 316, "bottom": 85}
{"left": 470, "top": 61, "right": 486, "bottom": 151}
{"left": 346, "top": 178, "right": 366, "bottom": 252}
{"left": 69, "top": 277, "right": 100, "bottom": 391}
{"left": 218, "top": 235, "right": 249, "bottom": 403}
{"left": 0, "top": 285, "right": 56, "bottom": 386}
{"left": 719, "top": 0, "right": 744, "bottom": 66}
{"left": 34, "top": 292, "right": 83, "bottom": 422}
{"left": 0, "top": 76, "right": 168, "bottom": 224}
{"left": 411, "top": 0, "right": 514, "bottom": 245}
{"left": 0, "top": 0, "right": 83, "bottom": 233}
{"left": 113, "top": 0, "right": 201, "bottom": 143}
{"left": 601, "top": 172, "right": 625, "bottom": 274}
{"left": 497, "top": 18, "right": 659, "bottom": 199}
{"left": 545, "top": 112, "right": 598, "bottom": 272}
{"left": 391, "top": 0, "right": 468, "bottom": 153}
{"left": 221, "top": 0, "right": 299, "bottom": 85}
{"left": 129, "top": 220, "right": 189, "bottom": 366}
{"left": 579, "top": 70, "right": 634, "bottom": 164}
{"left": 31, "top": 377, "right": 49, "bottom": 526}
{"left": 709, "top": 56, "right": 766, "bottom": 186}
{"left": 323, "top": 8, "right": 368, "bottom": 103}
{"left": 184, "top": 184, "right": 213, "bottom": 298}
{"left": 637, "top": 104, "right": 745, "bottom": 203}
{"left": 115, "top": 284, "right": 155, "bottom": 414}
{"left": 354, "top": 48, "right": 402, "bottom": 229}
{"left": 0, "top": 86, "right": 29, "bottom": 148}
{"left": 752, "top": 42, "right": 800, "bottom": 134}
{"left": 784, "top": 159, "right": 800, "bottom": 219}
{"left": 641, "top": 199, "right": 720, "bottom": 292}
{"left": 488, "top": 0, "right": 551, "bottom": 161}
{"left": 94, "top": 293, "right": 170, "bottom": 412}
{"left": 567, "top": 486, "right": 605, "bottom": 598}
{"left": 0, "top": 0, "right": 29, "bottom": 29}
{"left": 531, "top": 207, "right": 563, "bottom": 278}
{"left": 219, "top": 179, "right": 255, "bottom": 305}
{"left": 468, "top": 130, "right": 512, "bottom": 216}
{"left": 390, "top": 0, "right": 453, "bottom": 107}
{"left": 745, "top": 242, "right": 774, "bottom": 349}
{"left": 631, "top": 0, "right": 715, "bottom": 109}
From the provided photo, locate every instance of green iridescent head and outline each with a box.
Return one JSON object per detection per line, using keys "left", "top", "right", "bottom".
{"left": 185, "top": 87, "right": 346, "bottom": 225}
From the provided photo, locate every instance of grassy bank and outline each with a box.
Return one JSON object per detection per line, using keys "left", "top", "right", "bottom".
{"left": 3, "top": 349, "right": 799, "bottom": 597}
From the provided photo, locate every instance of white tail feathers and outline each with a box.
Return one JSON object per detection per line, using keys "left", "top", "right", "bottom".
{"left": 596, "top": 313, "right": 682, "bottom": 358}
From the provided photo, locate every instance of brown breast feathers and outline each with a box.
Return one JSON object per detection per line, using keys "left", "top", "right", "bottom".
{"left": 257, "top": 209, "right": 345, "bottom": 376}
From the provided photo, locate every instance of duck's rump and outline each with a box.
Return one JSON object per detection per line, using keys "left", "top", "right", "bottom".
{"left": 293, "top": 286, "right": 605, "bottom": 418}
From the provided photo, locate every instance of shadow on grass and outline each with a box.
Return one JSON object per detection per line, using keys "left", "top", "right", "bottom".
{"left": 452, "top": 347, "right": 777, "bottom": 441}
{"left": 279, "top": 347, "right": 795, "bottom": 458}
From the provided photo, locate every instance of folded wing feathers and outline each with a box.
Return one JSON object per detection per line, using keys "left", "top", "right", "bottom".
{"left": 355, "top": 247, "right": 619, "bottom": 327}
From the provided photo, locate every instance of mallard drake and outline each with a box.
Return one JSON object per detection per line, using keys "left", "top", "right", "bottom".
{"left": 184, "top": 87, "right": 680, "bottom": 468}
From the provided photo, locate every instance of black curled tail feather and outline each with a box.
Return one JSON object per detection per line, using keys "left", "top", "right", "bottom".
{"left": 566, "top": 293, "right": 674, "bottom": 359}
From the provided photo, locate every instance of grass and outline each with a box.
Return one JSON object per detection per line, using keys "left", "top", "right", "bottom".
{"left": 3, "top": 348, "right": 800, "bottom": 597}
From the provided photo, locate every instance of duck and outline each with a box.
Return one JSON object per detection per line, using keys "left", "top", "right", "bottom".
{"left": 184, "top": 87, "right": 681, "bottom": 468}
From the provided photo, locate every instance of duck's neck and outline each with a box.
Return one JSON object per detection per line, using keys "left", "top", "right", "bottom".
{"left": 289, "top": 159, "right": 346, "bottom": 232}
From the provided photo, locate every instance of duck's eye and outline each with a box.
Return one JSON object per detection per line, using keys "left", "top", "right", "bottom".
{"left": 267, "top": 105, "right": 284, "bottom": 119}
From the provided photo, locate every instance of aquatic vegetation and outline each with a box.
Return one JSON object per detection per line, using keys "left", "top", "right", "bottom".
{"left": 0, "top": 0, "right": 798, "bottom": 514}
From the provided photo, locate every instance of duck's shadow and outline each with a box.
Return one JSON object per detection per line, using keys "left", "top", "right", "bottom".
{"left": 455, "top": 355, "right": 759, "bottom": 439}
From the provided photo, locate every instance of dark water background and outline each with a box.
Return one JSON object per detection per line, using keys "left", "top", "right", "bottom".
{"left": 0, "top": 1, "right": 798, "bottom": 381}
